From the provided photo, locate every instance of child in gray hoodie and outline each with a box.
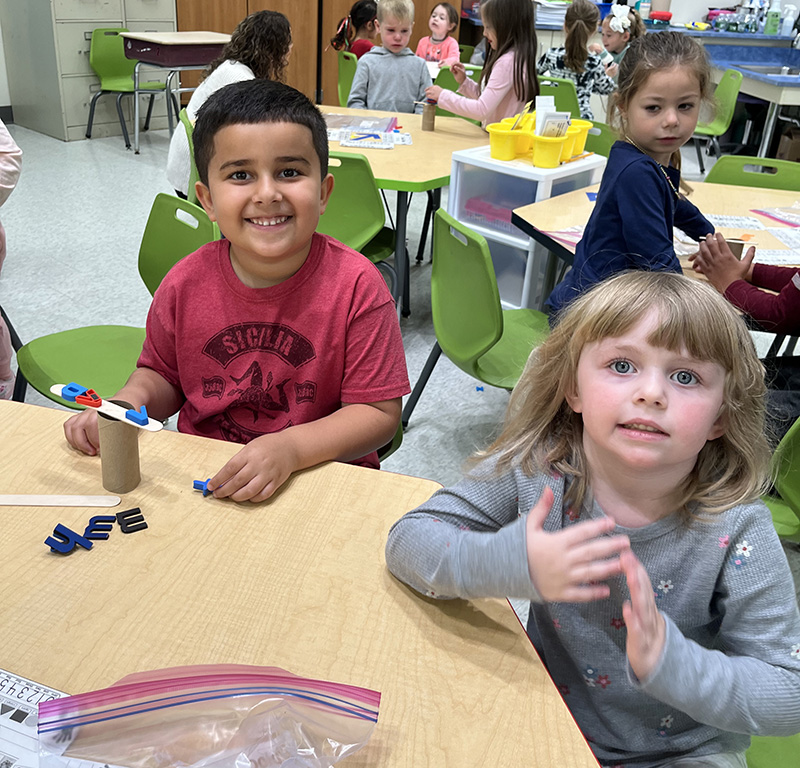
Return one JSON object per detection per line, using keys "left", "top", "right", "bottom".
{"left": 347, "top": 0, "right": 431, "bottom": 114}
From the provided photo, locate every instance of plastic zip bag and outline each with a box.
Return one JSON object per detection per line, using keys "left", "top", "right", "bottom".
{"left": 39, "top": 664, "right": 380, "bottom": 768}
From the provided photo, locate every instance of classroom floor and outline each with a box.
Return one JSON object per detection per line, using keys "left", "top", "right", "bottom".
{"left": 1, "top": 122, "right": 797, "bottom": 606}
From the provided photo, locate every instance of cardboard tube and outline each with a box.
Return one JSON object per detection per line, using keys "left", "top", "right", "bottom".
{"left": 422, "top": 102, "right": 436, "bottom": 132}
{"left": 98, "top": 401, "right": 141, "bottom": 494}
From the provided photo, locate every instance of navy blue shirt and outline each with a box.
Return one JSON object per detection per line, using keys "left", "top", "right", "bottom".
{"left": 547, "top": 141, "right": 714, "bottom": 316}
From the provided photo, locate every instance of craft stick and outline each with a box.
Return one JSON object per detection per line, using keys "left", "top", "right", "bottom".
{"left": 50, "top": 384, "right": 163, "bottom": 432}
{"left": 0, "top": 494, "right": 121, "bottom": 507}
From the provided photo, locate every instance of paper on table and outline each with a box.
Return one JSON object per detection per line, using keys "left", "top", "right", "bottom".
{"left": 0, "top": 668, "right": 125, "bottom": 768}
{"left": 704, "top": 214, "right": 766, "bottom": 230}
{"left": 768, "top": 227, "right": 800, "bottom": 250}
{"left": 753, "top": 249, "right": 800, "bottom": 266}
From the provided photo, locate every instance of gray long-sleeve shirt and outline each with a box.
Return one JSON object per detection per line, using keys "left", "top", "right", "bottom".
{"left": 385, "top": 463, "right": 800, "bottom": 767}
{"left": 347, "top": 46, "right": 431, "bottom": 114}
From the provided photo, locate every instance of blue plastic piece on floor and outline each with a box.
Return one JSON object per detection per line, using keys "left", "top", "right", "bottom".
{"left": 476, "top": 386, "right": 484, "bottom": 391}
{"left": 586, "top": 192, "right": 597, "bottom": 201}
{"left": 125, "top": 405, "right": 149, "bottom": 426}
{"left": 61, "top": 382, "right": 88, "bottom": 402}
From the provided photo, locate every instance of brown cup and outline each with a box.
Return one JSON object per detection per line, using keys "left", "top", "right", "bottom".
{"left": 422, "top": 102, "right": 436, "bottom": 132}
{"left": 97, "top": 400, "right": 141, "bottom": 494}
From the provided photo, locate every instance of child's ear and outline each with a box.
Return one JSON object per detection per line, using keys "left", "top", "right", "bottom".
{"left": 318, "top": 173, "right": 335, "bottom": 215}
{"left": 564, "top": 386, "right": 582, "bottom": 414}
{"left": 195, "top": 181, "right": 217, "bottom": 222}
{"left": 707, "top": 411, "right": 727, "bottom": 441}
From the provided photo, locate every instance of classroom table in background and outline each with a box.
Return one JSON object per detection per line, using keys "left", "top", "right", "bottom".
{"left": 512, "top": 181, "right": 800, "bottom": 305}
{"left": 0, "top": 400, "right": 598, "bottom": 767}
{"left": 321, "top": 106, "right": 489, "bottom": 318}
{"left": 121, "top": 31, "right": 231, "bottom": 154}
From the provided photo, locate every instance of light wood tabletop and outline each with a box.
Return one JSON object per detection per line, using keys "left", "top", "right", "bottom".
{"left": 512, "top": 181, "right": 800, "bottom": 296}
{"left": 321, "top": 105, "right": 488, "bottom": 191}
{"left": 120, "top": 31, "right": 232, "bottom": 45}
{"left": 0, "top": 401, "right": 598, "bottom": 767}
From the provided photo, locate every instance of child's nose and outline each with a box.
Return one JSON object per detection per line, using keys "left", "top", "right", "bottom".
{"left": 634, "top": 371, "right": 667, "bottom": 406}
{"left": 253, "top": 176, "right": 280, "bottom": 203}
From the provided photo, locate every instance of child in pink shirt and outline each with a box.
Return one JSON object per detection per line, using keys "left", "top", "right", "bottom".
{"left": 415, "top": 3, "right": 460, "bottom": 67}
{"left": 0, "top": 120, "right": 22, "bottom": 400}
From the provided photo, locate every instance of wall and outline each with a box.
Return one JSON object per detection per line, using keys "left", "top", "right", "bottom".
{"left": 0, "top": 18, "right": 10, "bottom": 107}
{"left": 666, "top": 2, "right": 715, "bottom": 25}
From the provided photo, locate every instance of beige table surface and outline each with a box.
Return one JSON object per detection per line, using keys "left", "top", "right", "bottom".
{"left": 513, "top": 180, "right": 800, "bottom": 279}
{"left": 0, "top": 401, "right": 598, "bottom": 767}
{"left": 321, "top": 105, "right": 488, "bottom": 192}
{"left": 120, "top": 31, "right": 232, "bottom": 45}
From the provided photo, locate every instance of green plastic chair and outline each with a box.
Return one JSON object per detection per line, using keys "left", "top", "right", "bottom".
{"left": 705, "top": 155, "right": 800, "bottom": 192}
{"left": 539, "top": 76, "right": 582, "bottom": 119}
{"left": 318, "top": 151, "right": 397, "bottom": 297}
{"left": 584, "top": 120, "right": 617, "bottom": 157}
{"left": 377, "top": 422, "right": 403, "bottom": 462}
{"left": 693, "top": 68, "right": 743, "bottom": 174}
{"left": 433, "top": 65, "right": 482, "bottom": 124}
{"left": 746, "top": 732, "right": 800, "bottom": 767}
{"left": 85, "top": 28, "right": 168, "bottom": 150}
{"left": 338, "top": 50, "right": 358, "bottom": 108}
{"left": 762, "top": 416, "right": 800, "bottom": 542}
{"left": 14, "top": 194, "right": 220, "bottom": 407}
{"left": 458, "top": 44, "right": 474, "bottom": 63}
{"left": 178, "top": 108, "right": 200, "bottom": 204}
{"left": 402, "top": 209, "right": 551, "bottom": 426}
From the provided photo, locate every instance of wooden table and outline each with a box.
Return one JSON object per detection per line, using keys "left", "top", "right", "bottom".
{"left": 0, "top": 401, "right": 598, "bottom": 767}
{"left": 512, "top": 181, "right": 800, "bottom": 302}
{"left": 121, "top": 31, "right": 231, "bottom": 154}
{"left": 321, "top": 106, "right": 488, "bottom": 317}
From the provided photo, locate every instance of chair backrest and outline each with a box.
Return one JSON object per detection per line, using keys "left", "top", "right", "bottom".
{"left": 434, "top": 65, "right": 482, "bottom": 120}
{"left": 318, "top": 152, "right": 385, "bottom": 252}
{"left": 179, "top": 108, "right": 200, "bottom": 204}
{"left": 431, "top": 209, "right": 503, "bottom": 376}
{"left": 458, "top": 44, "right": 474, "bottom": 63}
{"left": 338, "top": 50, "right": 358, "bottom": 107}
{"left": 770, "top": 416, "right": 800, "bottom": 517}
{"left": 705, "top": 155, "right": 800, "bottom": 192}
{"left": 584, "top": 120, "right": 617, "bottom": 156}
{"left": 539, "top": 76, "right": 581, "bottom": 119}
{"left": 138, "top": 193, "right": 221, "bottom": 296}
{"left": 706, "top": 68, "right": 743, "bottom": 133}
{"left": 89, "top": 28, "right": 134, "bottom": 88}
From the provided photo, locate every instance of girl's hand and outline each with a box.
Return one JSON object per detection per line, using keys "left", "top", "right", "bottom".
{"left": 588, "top": 42, "right": 603, "bottom": 53}
{"left": 605, "top": 62, "right": 618, "bottom": 78}
{"left": 526, "top": 487, "right": 631, "bottom": 602}
{"left": 689, "top": 232, "right": 755, "bottom": 293}
{"left": 450, "top": 61, "right": 467, "bottom": 85}
{"left": 621, "top": 549, "right": 666, "bottom": 681}
{"left": 425, "top": 85, "right": 443, "bottom": 102}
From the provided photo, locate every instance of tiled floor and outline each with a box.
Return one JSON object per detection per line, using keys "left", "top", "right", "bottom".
{"left": 1, "top": 122, "right": 797, "bottom": 604}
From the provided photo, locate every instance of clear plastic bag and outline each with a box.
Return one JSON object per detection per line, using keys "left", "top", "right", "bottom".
{"left": 39, "top": 664, "right": 380, "bottom": 768}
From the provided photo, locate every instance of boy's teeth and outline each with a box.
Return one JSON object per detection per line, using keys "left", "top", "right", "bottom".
{"left": 251, "top": 216, "right": 288, "bottom": 226}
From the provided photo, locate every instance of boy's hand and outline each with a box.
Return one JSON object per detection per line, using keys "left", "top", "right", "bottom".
{"left": 690, "top": 232, "right": 755, "bottom": 293}
{"left": 64, "top": 409, "right": 100, "bottom": 456}
{"left": 526, "top": 487, "right": 630, "bottom": 602}
{"left": 621, "top": 549, "right": 666, "bottom": 681}
{"left": 209, "top": 432, "right": 299, "bottom": 503}
{"left": 425, "top": 85, "right": 443, "bottom": 102}
{"left": 450, "top": 61, "right": 467, "bottom": 84}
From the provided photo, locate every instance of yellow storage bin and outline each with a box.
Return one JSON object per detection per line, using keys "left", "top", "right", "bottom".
{"left": 487, "top": 122, "right": 519, "bottom": 161}
{"left": 532, "top": 134, "right": 567, "bottom": 168}
{"left": 570, "top": 119, "right": 593, "bottom": 155}
{"left": 560, "top": 125, "right": 581, "bottom": 161}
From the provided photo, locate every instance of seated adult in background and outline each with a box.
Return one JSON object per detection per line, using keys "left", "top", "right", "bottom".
{"left": 691, "top": 231, "right": 800, "bottom": 442}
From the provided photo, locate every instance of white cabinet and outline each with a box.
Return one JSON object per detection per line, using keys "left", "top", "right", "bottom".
{"left": 0, "top": 0, "right": 176, "bottom": 141}
{"left": 448, "top": 145, "right": 605, "bottom": 310}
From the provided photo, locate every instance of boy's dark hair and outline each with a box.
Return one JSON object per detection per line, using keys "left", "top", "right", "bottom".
{"left": 193, "top": 79, "right": 329, "bottom": 185}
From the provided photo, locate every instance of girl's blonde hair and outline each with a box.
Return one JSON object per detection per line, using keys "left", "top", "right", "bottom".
{"left": 478, "top": 272, "right": 771, "bottom": 519}
{"left": 564, "top": 0, "right": 599, "bottom": 73}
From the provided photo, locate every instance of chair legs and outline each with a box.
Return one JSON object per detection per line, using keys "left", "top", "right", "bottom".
{"left": 402, "top": 341, "right": 442, "bottom": 428}
{"left": 85, "top": 90, "right": 104, "bottom": 139}
{"left": 115, "top": 92, "right": 131, "bottom": 149}
{"left": 695, "top": 137, "right": 705, "bottom": 174}
{"left": 0, "top": 304, "right": 27, "bottom": 403}
{"left": 143, "top": 94, "right": 155, "bottom": 132}
{"left": 416, "top": 191, "right": 435, "bottom": 263}
{"left": 86, "top": 90, "right": 170, "bottom": 148}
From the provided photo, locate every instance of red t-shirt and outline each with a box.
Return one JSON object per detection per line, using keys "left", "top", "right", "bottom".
{"left": 350, "top": 39, "right": 374, "bottom": 59}
{"left": 138, "top": 234, "right": 409, "bottom": 468}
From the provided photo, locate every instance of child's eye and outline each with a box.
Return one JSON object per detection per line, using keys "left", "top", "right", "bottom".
{"left": 679, "top": 102, "right": 696, "bottom": 111}
{"left": 672, "top": 370, "right": 698, "bottom": 385}
{"left": 279, "top": 168, "right": 301, "bottom": 179}
{"left": 644, "top": 105, "right": 660, "bottom": 113}
{"left": 610, "top": 359, "right": 633, "bottom": 374}
{"left": 229, "top": 170, "right": 251, "bottom": 181}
